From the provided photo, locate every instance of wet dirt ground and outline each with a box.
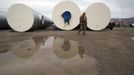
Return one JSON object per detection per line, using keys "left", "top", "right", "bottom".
{"left": 0, "top": 28, "right": 134, "bottom": 75}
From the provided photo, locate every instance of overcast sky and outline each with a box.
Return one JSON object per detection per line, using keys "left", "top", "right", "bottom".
{"left": 0, "top": 0, "right": 134, "bottom": 18}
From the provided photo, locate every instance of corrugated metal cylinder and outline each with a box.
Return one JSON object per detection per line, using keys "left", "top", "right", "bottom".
{"left": 0, "top": 11, "right": 10, "bottom": 29}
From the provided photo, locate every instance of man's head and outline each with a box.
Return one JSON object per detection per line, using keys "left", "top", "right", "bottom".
{"left": 83, "top": 12, "right": 86, "bottom": 16}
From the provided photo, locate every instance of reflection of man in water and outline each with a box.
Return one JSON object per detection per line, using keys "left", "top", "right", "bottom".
{"left": 61, "top": 39, "right": 70, "bottom": 51}
{"left": 79, "top": 46, "right": 85, "bottom": 58}
{"left": 78, "top": 12, "right": 87, "bottom": 35}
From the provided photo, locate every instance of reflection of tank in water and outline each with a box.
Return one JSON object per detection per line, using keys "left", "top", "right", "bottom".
{"left": 10, "top": 38, "right": 38, "bottom": 58}
{"left": 0, "top": 36, "right": 48, "bottom": 58}
{"left": 53, "top": 37, "right": 85, "bottom": 59}
{"left": 10, "top": 37, "right": 47, "bottom": 58}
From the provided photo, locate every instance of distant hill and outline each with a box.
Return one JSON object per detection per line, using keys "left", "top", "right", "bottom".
{"left": 111, "top": 17, "right": 134, "bottom": 25}
{"left": 123, "top": 17, "right": 134, "bottom": 24}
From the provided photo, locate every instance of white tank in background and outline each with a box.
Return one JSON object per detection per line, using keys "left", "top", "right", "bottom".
{"left": 86, "top": 3, "right": 111, "bottom": 31}
{"left": 52, "top": 1, "right": 81, "bottom": 30}
{"left": 6, "top": 4, "right": 53, "bottom": 32}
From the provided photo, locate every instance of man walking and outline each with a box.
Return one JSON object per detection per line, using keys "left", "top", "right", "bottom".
{"left": 78, "top": 12, "right": 87, "bottom": 35}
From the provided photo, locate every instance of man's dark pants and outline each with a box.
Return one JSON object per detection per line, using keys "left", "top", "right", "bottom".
{"left": 78, "top": 24, "right": 87, "bottom": 35}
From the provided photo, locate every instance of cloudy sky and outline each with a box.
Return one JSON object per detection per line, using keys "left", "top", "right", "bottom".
{"left": 0, "top": 0, "right": 134, "bottom": 18}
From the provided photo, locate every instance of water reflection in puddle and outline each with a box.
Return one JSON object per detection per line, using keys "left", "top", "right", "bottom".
{"left": 131, "top": 37, "right": 134, "bottom": 41}
{"left": 0, "top": 36, "right": 98, "bottom": 75}
{"left": 54, "top": 37, "right": 85, "bottom": 59}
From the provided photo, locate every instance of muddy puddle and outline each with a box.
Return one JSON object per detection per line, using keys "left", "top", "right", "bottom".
{"left": 0, "top": 36, "right": 98, "bottom": 75}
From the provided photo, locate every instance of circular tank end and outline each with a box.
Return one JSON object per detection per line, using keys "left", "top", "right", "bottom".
{"left": 86, "top": 3, "right": 111, "bottom": 31}
{"left": 6, "top": 4, "right": 34, "bottom": 32}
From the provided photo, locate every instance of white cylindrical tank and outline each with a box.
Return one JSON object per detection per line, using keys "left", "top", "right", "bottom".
{"left": 0, "top": 11, "right": 10, "bottom": 29}
{"left": 52, "top": 1, "right": 81, "bottom": 30}
{"left": 6, "top": 4, "right": 52, "bottom": 32}
{"left": 86, "top": 3, "right": 111, "bottom": 31}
